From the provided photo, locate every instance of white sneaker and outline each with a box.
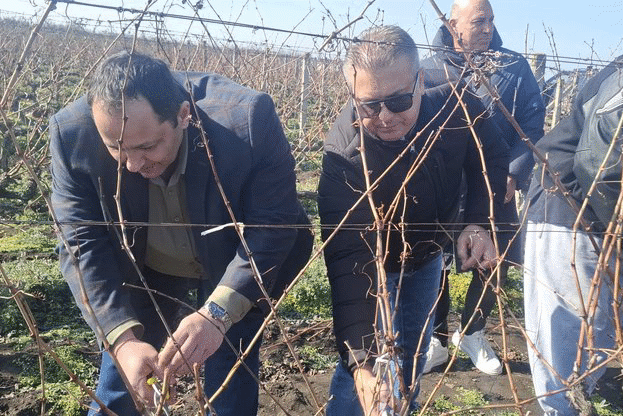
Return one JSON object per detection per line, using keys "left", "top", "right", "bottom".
{"left": 451, "top": 329, "right": 502, "bottom": 375}
{"left": 422, "top": 336, "right": 448, "bottom": 374}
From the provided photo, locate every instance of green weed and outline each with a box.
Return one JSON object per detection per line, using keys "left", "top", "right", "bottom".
{"left": 455, "top": 386, "right": 489, "bottom": 413}
{"left": 432, "top": 394, "right": 458, "bottom": 412}
{"left": 42, "top": 382, "right": 89, "bottom": 416}
{"left": 0, "top": 257, "right": 82, "bottom": 337}
{"left": 0, "top": 224, "right": 56, "bottom": 253}
{"left": 593, "top": 395, "right": 623, "bottom": 416}
{"left": 281, "top": 256, "right": 332, "bottom": 319}
{"left": 499, "top": 266, "right": 524, "bottom": 318}
{"left": 298, "top": 345, "right": 335, "bottom": 371}
{"left": 448, "top": 270, "right": 472, "bottom": 312}
{"left": 297, "top": 176, "right": 320, "bottom": 218}
{"left": 17, "top": 341, "right": 97, "bottom": 416}
{"left": 19, "top": 344, "right": 97, "bottom": 388}
{"left": 448, "top": 266, "right": 524, "bottom": 318}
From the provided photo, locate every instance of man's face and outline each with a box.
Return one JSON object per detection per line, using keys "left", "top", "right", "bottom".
{"left": 92, "top": 97, "right": 190, "bottom": 179}
{"left": 350, "top": 56, "right": 422, "bottom": 142}
{"left": 450, "top": 0, "right": 494, "bottom": 53}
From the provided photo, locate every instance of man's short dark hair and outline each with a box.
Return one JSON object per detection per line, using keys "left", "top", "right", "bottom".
{"left": 87, "top": 51, "right": 187, "bottom": 127}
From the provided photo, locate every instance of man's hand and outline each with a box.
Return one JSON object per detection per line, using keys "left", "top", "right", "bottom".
{"left": 112, "top": 330, "right": 162, "bottom": 408}
{"left": 352, "top": 365, "right": 391, "bottom": 416}
{"left": 457, "top": 224, "right": 497, "bottom": 271}
{"left": 158, "top": 311, "right": 225, "bottom": 377}
{"left": 505, "top": 175, "right": 517, "bottom": 204}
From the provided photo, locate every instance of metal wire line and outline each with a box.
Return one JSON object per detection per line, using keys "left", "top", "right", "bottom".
{"left": 51, "top": 0, "right": 345, "bottom": 41}
{"left": 32, "top": 1, "right": 619, "bottom": 69}
{"left": 0, "top": 219, "right": 565, "bottom": 233}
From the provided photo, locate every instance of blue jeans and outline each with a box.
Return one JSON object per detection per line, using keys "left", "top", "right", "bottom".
{"left": 87, "top": 278, "right": 264, "bottom": 416}
{"left": 524, "top": 222, "right": 621, "bottom": 415}
{"left": 326, "top": 255, "right": 442, "bottom": 415}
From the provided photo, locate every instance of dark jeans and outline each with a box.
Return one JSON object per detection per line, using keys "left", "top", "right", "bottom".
{"left": 327, "top": 255, "right": 443, "bottom": 415}
{"left": 87, "top": 269, "right": 264, "bottom": 416}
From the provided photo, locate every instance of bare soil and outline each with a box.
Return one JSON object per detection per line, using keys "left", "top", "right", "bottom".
{"left": 256, "top": 315, "right": 622, "bottom": 416}
{"left": 0, "top": 315, "right": 621, "bottom": 415}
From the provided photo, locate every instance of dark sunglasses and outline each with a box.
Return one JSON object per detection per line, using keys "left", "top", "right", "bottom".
{"left": 354, "top": 73, "right": 420, "bottom": 118}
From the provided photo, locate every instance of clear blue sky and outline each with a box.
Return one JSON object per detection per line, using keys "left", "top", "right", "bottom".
{"left": 2, "top": 0, "right": 622, "bottom": 72}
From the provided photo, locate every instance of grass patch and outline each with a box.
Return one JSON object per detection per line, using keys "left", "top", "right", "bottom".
{"left": 593, "top": 395, "right": 623, "bottom": 416}
{"left": 421, "top": 388, "right": 495, "bottom": 415}
{"left": 18, "top": 344, "right": 97, "bottom": 388}
{"left": 432, "top": 394, "right": 459, "bottom": 412}
{"left": 42, "top": 382, "right": 90, "bottom": 416}
{"left": 0, "top": 256, "right": 83, "bottom": 337}
{"left": 298, "top": 345, "right": 335, "bottom": 371}
{"left": 17, "top": 341, "right": 97, "bottom": 416}
{"left": 456, "top": 386, "right": 489, "bottom": 409}
{"left": 448, "top": 269, "right": 472, "bottom": 313}
{"left": 7, "top": 326, "right": 98, "bottom": 416}
{"left": 0, "top": 224, "right": 56, "bottom": 254}
{"left": 448, "top": 265, "right": 524, "bottom": 318}
{"left": 281, "top": 255, "right": 332, "bottom": 319}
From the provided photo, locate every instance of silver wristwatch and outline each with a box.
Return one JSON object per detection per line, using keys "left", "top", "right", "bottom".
{"left": 203, "top": 301, "right": 232, "bottom": 331}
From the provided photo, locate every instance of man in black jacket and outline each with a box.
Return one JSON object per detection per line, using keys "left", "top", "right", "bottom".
{"left": 318, "top": 25, "right": 508, "bottom": 415}
{"left": 420, "top": 0, "right": 545, "bottom": 376}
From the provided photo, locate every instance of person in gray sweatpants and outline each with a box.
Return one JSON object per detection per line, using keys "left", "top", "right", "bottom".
{"left": 523, "top": 56, "right": 623, "bottom": 415}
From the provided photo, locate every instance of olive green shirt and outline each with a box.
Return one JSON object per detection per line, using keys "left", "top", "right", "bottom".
{"left": 107, "top": 133, "right": 252, "bottom": 346}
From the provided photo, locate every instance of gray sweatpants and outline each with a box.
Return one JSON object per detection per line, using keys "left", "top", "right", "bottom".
{"left": 523, "top": 222, "right": 621, "bottom": 415}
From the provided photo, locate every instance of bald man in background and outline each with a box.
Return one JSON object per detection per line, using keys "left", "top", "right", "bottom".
{"left": 420, "top": 0, "right": 545, "bottom": 375}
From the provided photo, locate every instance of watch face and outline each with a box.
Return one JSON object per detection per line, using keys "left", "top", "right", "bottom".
{"left": 209, "top": 302, "right": 226, "bottom": 318}
{"left": 206, "top": 301, "right": 231, "bottom": 330}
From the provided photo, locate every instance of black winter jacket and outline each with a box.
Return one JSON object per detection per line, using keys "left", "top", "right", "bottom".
{"left": 318, "top": 82, "right": 508, "bottom": 369}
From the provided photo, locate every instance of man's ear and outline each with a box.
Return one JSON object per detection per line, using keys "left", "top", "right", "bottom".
{"left": 448, "top": 19, "right": 463, "bottom": 49}
{"left": 178, "top": 101, "right": 191, "bottom": 129}
{"left": 448, "top": 18, "right": 458, "bottom": 33}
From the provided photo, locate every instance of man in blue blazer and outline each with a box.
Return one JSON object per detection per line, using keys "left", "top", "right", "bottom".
{"left": 50, "top": 51, "right": 312, "bottom": 415}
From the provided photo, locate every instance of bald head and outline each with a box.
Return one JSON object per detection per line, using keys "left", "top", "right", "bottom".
{"left": 451, "top": 0, "right": 492, "bottom": 19}
{"left": 449, "top": 0, "right": 494, "bottom": 52}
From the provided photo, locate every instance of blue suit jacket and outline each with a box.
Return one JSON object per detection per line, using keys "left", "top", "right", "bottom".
{"left": 50, "top": 72, "right": 312, "bottom": 342}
